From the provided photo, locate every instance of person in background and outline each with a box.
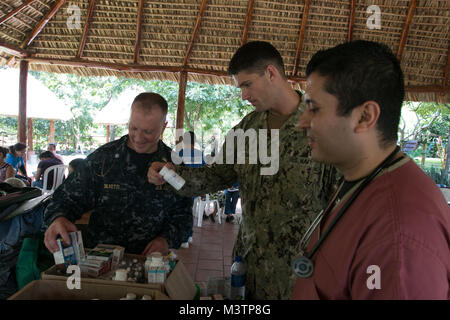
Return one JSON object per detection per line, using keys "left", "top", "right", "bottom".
{"left": 178, "top": 131, "right": 206, "bottom": 248}
{"left": 47, "top": 143, "right": 64, "bottom": 164}
{"left": 292, "top": 40, "right": 450, "bottom": 299}
{"left": 32, "top": 151, "right": 63, "bottom": 189}
{"left": 0, "top": 147, "right": 15, "bottom": 182}
{"left": 6, "top": 143, "right": 31, "bottom": 186}
{"left": 224, "top": 181, "right": 239, "bottom": 223}
{"left": 68, "top": 158, "right": 84, "bottom": 176}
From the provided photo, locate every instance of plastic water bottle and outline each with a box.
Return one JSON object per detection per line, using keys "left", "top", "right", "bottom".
{"left": 230, "top": 256, "right": 246, "bottom": 300}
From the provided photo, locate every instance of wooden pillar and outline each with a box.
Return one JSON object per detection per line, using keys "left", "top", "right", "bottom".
{"left": 27, "top": 118, "right": 33, "bottom": 152}
{"left": 18, "top": 60, "right": 28, "bottom": 144}
{"left": 49, "top": 119, "right": 55, "bottom": 143}
{"left": 18, "top": 60, "right": 28, "bottom": 166}
{"left": 176, "top": 71, "right": 188, "bottom": 143}
{"left": 106, "top": 124, "right": 110, "bottom": 143}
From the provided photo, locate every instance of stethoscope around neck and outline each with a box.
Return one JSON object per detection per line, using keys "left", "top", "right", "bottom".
{"left": 292, "top": 146, "right": 401, "bottom": 279}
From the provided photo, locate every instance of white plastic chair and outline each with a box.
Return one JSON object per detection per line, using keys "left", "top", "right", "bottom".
{"left": 42, "top": 164, "right": 66, "bottom": 194}
{"left": 194, "top": 194, "right": 222, "bottom": 227}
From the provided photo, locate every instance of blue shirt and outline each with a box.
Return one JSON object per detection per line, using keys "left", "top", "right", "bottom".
{"left": 6, "top": 153, "right": 24, "bottom": 172}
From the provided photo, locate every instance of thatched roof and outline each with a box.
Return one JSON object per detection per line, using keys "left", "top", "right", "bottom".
{"left": 0, "top": 0, "right": 449, "bottom": 103}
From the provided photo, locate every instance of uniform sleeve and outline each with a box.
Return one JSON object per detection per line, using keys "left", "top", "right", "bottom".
{"left": 174, "top": 163, "right": 238, "bottom": 197}
{"left": 171, "top": 130, "right": 239, "bottom": 197}
{"left": 43, "top": 159, "right": 96, "bottom": 227}
{"left": 158, "top": 193, "right": 193, "bottom": 249}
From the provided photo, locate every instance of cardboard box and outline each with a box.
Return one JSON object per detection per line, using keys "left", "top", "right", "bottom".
{"left": 9, "top": 279, "right": 169, "bottom": 300}
{"left": 41, "top": 253, "right": 197, "bottom": 300}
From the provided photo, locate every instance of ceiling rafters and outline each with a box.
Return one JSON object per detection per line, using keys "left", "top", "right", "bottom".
{"left": 0, "top": 0, "right": 37, "bottom": 26}
{"left": 21, "top": 0, "right": 67, "bottom": 49}
{"left": 293, "top": 0, "right": 310, "bottom": 76}
{"left": 134, "top": 0, "right": 145, "bottom": 63}
{"left": 241, "top": 0, "right": 255, "bottom": 46}
{"left": 77, "top": 0, "right": 96, "bottom": 59}
{"left": 347, "top": 0, "right": 356, "bottom": 42}
{"left": 0, "top": 40, "right": 31, "bottom": 57}
{"left": 397, "top": 0, "right": 417, "bottom": 61}
{"left": 183, "top": 0, "right": 208, "bottom": 68}
{"left": 443, "top": 45, "right": 449, "bottom": 91}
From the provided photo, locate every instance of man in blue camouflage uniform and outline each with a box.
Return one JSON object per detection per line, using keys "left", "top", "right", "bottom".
{"left": 148, "top": 42, "right": 340, "bottom": 299}
{"left": 43, "top": 93, "right": 192, "bottom": 255}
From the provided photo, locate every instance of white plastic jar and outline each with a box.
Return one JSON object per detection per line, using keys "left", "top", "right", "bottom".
{"left": 159, "top": 166, "right": 185, "bottom": 190}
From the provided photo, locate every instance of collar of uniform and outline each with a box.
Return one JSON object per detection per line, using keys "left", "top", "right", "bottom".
{"left": 261, "top": 90, "right": 304, "bottom": 130}
{"left": 281, "top": 90, "right": 305, "bottom": 131}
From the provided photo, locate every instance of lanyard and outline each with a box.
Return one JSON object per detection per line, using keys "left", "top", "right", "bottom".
{"left": 293, "top": 146, "right": 401, "bottom": 278}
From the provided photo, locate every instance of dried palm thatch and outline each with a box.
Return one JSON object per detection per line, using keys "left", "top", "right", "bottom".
{"left": 0, "top": 0, "right": 449, "bottom": 103}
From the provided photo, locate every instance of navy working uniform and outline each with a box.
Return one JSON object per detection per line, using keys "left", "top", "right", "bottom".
{"left": 43, "top": 135, "right": 193, "bottom": 254}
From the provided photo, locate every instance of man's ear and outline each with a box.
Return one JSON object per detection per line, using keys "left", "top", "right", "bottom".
{"left": 353, "top": 101, "right": 380, "bottom": 133}
{"left": 265, "top": 65, "right": 279, "bottom": 82}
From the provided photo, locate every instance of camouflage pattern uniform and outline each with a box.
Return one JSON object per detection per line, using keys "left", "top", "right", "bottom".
{"left": 172, "top": 100, "right": 340, "bottom": 299}
{"left": 43, "top": 136, "right": 193, "bottom": 254}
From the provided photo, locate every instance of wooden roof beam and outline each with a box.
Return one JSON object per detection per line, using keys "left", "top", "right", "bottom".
{"left": 0, "top": 0, "right": 37, "bottom": 26}
{"left": 134, "top": 0, "right": 145, "bottom": 63}
{"left": 241, "top": 0, "right": 255, "bottom": 46}
{"left": 0, "top": 41, "right": 32, "bottom": 58}
{"left": 21, "top": 0, "right": 67, "bottom": 49}
{"left": 77, "top": 0, "right": 96, "bottom": 59}
{"left": 293, "top": 0, "right": 310, "bottom": 76}
{"left": 397, "top": 0, "right": 417, "bottom": 61}
{"left": 183, "top": 0, "right": 208, "bottom": 67}
{"left": 347, "top": 0, "right": 356, "bottom": 42}
{"left": 21, "top": 56, "right": 450, "bottom": 96}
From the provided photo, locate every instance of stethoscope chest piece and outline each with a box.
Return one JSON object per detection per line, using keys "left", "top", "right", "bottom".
{"left": 292, "top": 256, "right": 314, "bottom": 278}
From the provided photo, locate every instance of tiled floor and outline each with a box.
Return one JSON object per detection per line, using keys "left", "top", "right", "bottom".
{"left": 173, "top": 213, "right": 240, "bottom": 285}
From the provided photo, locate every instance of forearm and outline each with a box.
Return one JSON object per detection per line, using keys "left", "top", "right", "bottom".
{"left": 173, "top": 163, "right": 238, "bottom": 197}
{"left": 34, "top": 169, "right": 41, "bottom": 181}
{"left": 19, "top": 164, "right": 27, "bottom": 177}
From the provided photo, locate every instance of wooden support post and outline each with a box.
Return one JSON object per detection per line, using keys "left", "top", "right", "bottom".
{"left": 18, "top": 60, "right": 28, "bottom": 166}
{"left": 27, "top": 118, "right": 33, "bottom": 151}
{"left": 106, "top": 124, "right": 110, "bottom": 143}
{"left": 49, "top": 120, "right": 55, "bottom": 143}
{"left": 176, "top": 71, "right": 188, "bottom": 143}
{"left": 18, "top": 60, "right": 28, "bottom": 144}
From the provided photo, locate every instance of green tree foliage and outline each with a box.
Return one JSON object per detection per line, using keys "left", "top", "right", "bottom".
{"left": 399, "top": 102, "right": 449, "bottom": 171}
{"left": 1, "top": 71, "right": 253, "bottom": 152}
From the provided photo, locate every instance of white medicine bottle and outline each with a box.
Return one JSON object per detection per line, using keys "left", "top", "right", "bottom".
{"left": 159, "top": 166, "right": 185, "bottom": 190}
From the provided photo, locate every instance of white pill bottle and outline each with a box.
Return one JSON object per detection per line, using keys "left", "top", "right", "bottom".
{"left": 159, "top": 166, "right": 185, "bottom": 190}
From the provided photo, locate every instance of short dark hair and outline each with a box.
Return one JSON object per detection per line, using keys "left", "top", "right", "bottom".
{"left": 306, "top": 40, "right": 404, "bottom": 146}
{"left": 228, "top": 41, "right": 286, "bottom": 78}
{"left": 39, "top": 151, "right": 55, "bottom": 160}
{"left": 69, "top": 158, "right": 84, "bottom": 171}
{"left": 132, "top": 92, "right": 168, "bottom": 117}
